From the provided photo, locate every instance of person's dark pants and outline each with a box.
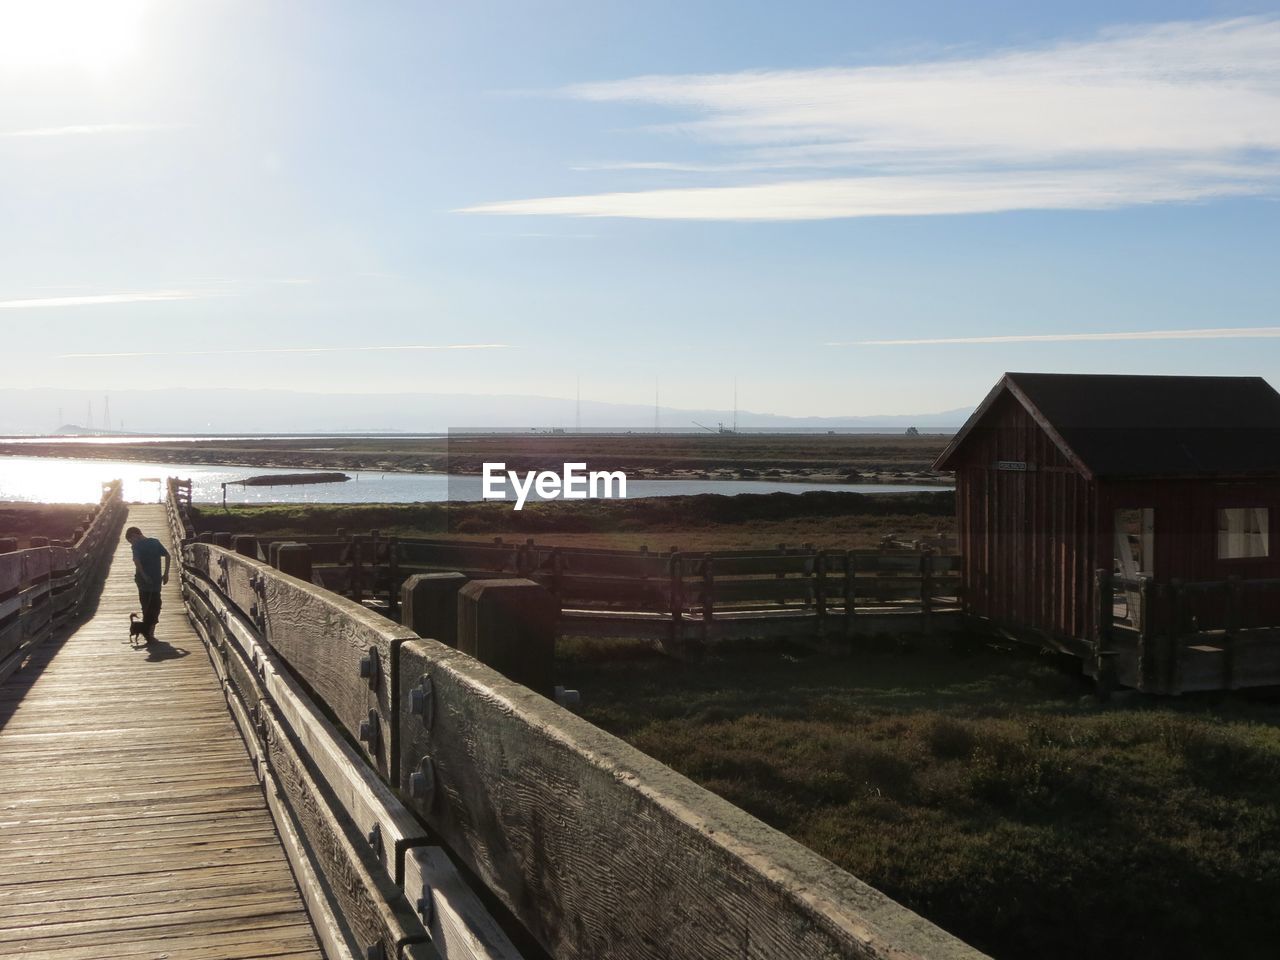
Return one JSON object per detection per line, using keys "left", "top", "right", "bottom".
{"left": 138, "top": 589, "right": 162, "bottom": 640}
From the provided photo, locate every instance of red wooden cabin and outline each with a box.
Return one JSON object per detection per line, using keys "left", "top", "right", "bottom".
{"left": 934, "top": 373, "right": 1280, "bottom": 691}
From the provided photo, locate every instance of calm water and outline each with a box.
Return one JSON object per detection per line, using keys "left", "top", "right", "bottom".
{"left": 0, "top": 455, "right": 948, "bottom": 504}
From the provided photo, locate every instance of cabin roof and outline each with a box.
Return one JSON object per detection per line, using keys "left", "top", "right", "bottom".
{"left": 934, "top": 373, "right": 1280, "bottom": 479}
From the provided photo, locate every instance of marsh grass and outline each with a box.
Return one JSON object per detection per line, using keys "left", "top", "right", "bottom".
{"left": 556, "top": 636, "right": 1280, "bottom": 959}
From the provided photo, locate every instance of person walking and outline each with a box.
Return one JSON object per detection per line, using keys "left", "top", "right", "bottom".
{"left": 126, "top": 526, "right": 170, "bottom": 644}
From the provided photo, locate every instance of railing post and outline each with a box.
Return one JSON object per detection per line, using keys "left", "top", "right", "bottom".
{"left": 1094, "top": 568, "right": 1115, "bottom": 700}
{"left": 351, "top": 535, "right": 363, "bottom": 604}
{"left": 669, "top": 552, "right": 684, "bottom": 650}
{"left": 212, "top": 532, "right": 232, "bottom": 549}
{"left": 401, "top": 572, "right": 468, "bottom": 647}
{"left": 0, "top": 539, "right": 17, "bottom": 554}
{"left": 456, "top": 579, "right": 558, "bottom": 697}
{"left": 387, "top": 536, "right": 400, "bottom": 618}
{"left": 232, "top": 535, "right": 258, "bottom": 559}
{"left": 277, "top": 543, "right": 313, "bottom": 583}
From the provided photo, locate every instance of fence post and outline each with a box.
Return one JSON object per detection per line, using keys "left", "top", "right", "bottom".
{"left": 813, "top": 551, "right": 827, "bottom": 638}
{"left": 701, "top": 554, "right": 714, "bottom": 644}
{"left": 350, "top": 535, "right": 363, "bottom": 604}
{"left": 1094, "top": 568, "right": 1115, "bottom": 700}
{"left": 843, "top": 550, "right": 856, "bottom": 639}
{"left": 669, "top": 552, "right": 685, "bottom": 649}
{"left": 401, "top": 572, "right": 468, "bottom": 647}
{"left": 384, "top": 536, "right": 399, "bottom": 617}
{"left": 920, "top": 549, "right": 935, "bottom": 632}
{"left": 456, "top": 579, "right": 558, "bottom": 696}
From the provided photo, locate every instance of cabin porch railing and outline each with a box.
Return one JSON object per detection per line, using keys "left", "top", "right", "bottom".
{"left": 1101, "top": 570, "right": 1280, "bottom": 694}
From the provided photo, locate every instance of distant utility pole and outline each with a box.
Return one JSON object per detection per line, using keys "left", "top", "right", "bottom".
{"left": 654, "top": 378, "right": 660, "bottom": 434}
{"left": 103, "top": 395, "right": 111, "bottom": 433}
{"left": 86, "top": 400, "right": 93, "bottom": 431}
{"left": 575, "top": 377, "right": 581, "bottom": 433}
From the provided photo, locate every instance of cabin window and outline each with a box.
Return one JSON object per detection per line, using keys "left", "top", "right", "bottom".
{"left": 1217, "top": 508, "right": 1269, "bottom": 559}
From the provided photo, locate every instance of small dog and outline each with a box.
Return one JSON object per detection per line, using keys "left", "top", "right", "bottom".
{"left": 128, "top": 613, "right": 150, "bottom": 646}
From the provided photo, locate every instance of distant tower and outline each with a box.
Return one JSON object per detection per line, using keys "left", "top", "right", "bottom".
{"left": 103, "top": 395, "right": 111, "bottom": 433}
{"left": 86, "top": 400, "right": 93, "bottom": 431}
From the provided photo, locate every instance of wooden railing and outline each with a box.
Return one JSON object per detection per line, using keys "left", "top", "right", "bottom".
{"left": 1098, "top": 569, "right": 1280, "bottom": 694}
{"left": 165, "top": 483, "right": 984, "bottom": 959}
{"left": 0, "top": 480, "right": 126, "bottom": 683}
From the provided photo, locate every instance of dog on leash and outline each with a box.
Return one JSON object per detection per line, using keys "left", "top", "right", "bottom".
{"left": 128, "top": 613, "right": 150, "bottom": 646}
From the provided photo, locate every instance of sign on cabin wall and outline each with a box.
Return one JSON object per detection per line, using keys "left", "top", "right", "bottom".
{"left": 996, "top": 460, "right": 1034, "bottom": 472}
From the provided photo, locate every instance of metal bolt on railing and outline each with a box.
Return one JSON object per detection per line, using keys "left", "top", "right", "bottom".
{"left": 415, "top": 885, "right": 435, "bottom": 926}
{"left": 358, "top": 647, "right": 379, "bottom": 688}
{"left": 357, "top": 710, "right": 381, "bottom": 754}
{"left": 408, "top": 674, "right": 433, "bottom": 727}
{"left": 408, "top": 756, "right": 435, "bottom": 799}
{"left": 366, "top": 822, "right": 384, "bottom": 863}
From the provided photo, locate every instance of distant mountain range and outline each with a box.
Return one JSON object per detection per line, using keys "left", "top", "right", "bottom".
{"left": 0, "top": 388, "right": 970, "bottom": 435}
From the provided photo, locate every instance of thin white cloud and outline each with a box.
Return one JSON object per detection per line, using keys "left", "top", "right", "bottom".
{"left": 3, "top": 123, "right": 179, "bottom": 138}
{"left": 0, "top": 290, "right": 206, "bottom": 310}
{"left": 465, "top": 17, "right": 1280, "bottom": 221}
{"left": 58, "top": 344, "right": 513, "bottom": 359}
{"left": 832, "top": 327, "right": 1280, "bottom": 346}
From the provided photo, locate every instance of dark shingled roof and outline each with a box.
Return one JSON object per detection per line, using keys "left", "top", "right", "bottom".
{"left": 935, "top": 373, "right": 1280, "bottom": 478}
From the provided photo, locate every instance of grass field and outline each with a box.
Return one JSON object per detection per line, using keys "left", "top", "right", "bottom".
{"left": 558, "top": 636, "right": 1280, "bottom": 960}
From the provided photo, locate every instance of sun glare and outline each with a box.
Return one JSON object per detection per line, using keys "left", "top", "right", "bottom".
{"left": 0, "top": 0, "right": 146, "bottom": 71}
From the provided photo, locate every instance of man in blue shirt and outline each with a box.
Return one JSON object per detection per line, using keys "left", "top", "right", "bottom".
{"left": 126, "top": 526, "right": 170, "bottom": 644}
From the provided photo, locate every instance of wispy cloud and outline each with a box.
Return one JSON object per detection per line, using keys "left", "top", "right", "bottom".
{"left": 464, "top": 17, "right": 1280, "bottom": 221}
{"left": 58, "top": 344, "right": 513, "bottom": 359}
{"left": 0, "top": 290, "right": 207, "bottom": 310}
{"left": 3, "top": 123, "right": 180, "bottom": 138}
{"left": 831, "top": 326, "right": 1280, "bottom": 346}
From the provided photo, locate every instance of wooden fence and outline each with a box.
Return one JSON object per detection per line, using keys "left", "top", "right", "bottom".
{"left": 185, "top": 522, "right": 961, "bottom": 653}
{"left": 0, "top": 481, "right": 126, "bottom": 683}
{"left": 165, "top": 481, "right": 984, "bottom": 959}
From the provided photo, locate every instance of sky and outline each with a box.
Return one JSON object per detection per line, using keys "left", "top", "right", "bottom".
{"left": 2, "top": 0, "right": 1279, "bottom": 422}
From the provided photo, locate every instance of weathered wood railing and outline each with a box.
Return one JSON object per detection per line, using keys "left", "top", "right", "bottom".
{"left": 0, "top": 480, "right": 125, "bottom": 683}
{"left": 187, "top": 524, "right": 961, "bottom": 652}
{"left": 166, "top": 484, "right": 984, "bottom": 958}
{"left": 1099, "top": 569, "right": 1280, "bottom": 694}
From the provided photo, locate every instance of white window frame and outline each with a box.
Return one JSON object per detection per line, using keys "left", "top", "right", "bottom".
{"left": 1217, "top": 507, "right": 1269, "bottom": 560}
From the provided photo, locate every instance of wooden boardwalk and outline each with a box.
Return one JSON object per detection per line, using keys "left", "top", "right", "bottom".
{"left": 0, "top": 505, "right": 324, "bottom": 960}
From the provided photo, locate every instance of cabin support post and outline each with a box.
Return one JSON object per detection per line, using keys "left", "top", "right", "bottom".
{"left": 456, "top": 579, "right": 558, "bottom": 697}
{"left": 1136, "top": 575, "right": 1155, "bottom": 692}
{"left": 1093, "top": 568, "right": 1116, "bottom": 701}
{"left": 401, "top": 572, "right": 468, "bottom": 648}
{"left": 1224, "top": 575, "right": 1242, "bottom": 691}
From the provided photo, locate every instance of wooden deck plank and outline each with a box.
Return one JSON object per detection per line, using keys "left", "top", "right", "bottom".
{"left": 0, "top": 506, "right": 324, "bottom": 958}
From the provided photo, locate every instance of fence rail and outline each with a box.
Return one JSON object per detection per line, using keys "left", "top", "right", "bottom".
{"left": 165, "top": 480, "right": 984, "bottom": 959}
{"left": 0, "top": 480, "right": 125, "bottom": 682}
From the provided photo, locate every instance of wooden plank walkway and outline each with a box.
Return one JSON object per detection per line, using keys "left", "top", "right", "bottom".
{"left": 0, "top": 505, "right": 324, "bottom": 960}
